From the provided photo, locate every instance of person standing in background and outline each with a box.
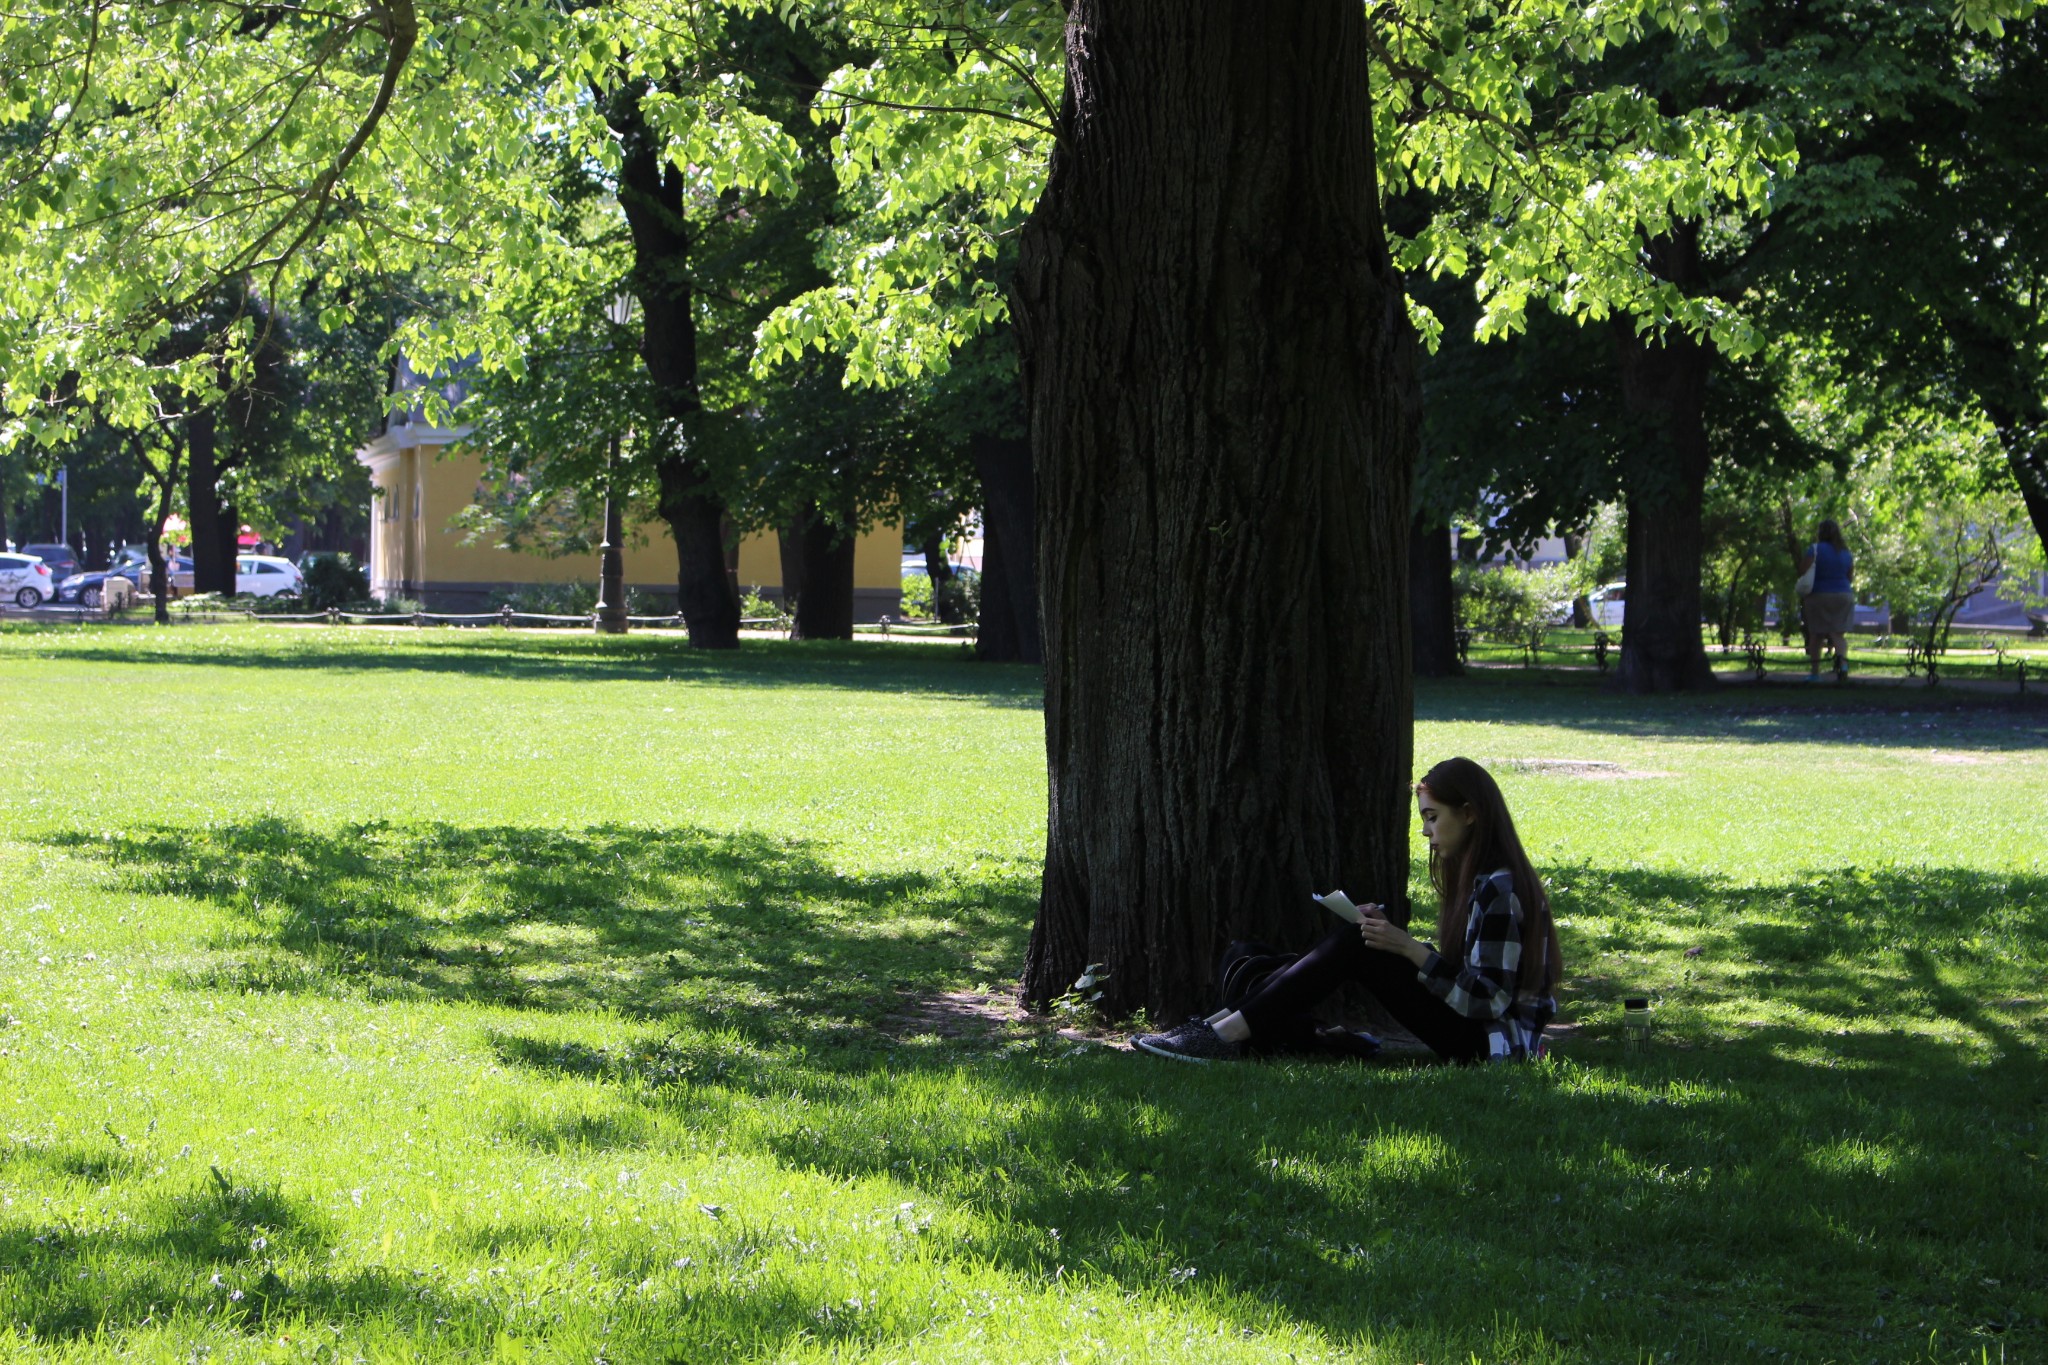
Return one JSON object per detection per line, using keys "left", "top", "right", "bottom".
{"left": 1798, "top": 519, "right": 1855, "bottom": 682}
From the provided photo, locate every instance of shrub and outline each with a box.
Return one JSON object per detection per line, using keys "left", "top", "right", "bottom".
{"left": 1454, "top": 565, "right": 1555, "bottom": 642}
{"left": 899, "top": 571, "right": 935, "bottom": 620}
{"left": 300, "top": 554, "right": 370, "bottom": 610}
{"left": 894, "top": 567, "right": 983, "bottom": 623}
{"left": 491, "top": 581, "right": 675, "bottom": 618}
{"left": 737, "top": 586, "right": 786, "bottom": 623}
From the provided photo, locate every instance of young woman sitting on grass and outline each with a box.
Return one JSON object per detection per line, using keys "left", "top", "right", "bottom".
{"left": 1133, "top": 756, "right": 1561, "bottom": 1063}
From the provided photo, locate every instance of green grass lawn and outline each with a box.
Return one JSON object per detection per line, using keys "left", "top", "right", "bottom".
{"left": 0, "top": 623, "right": 2043, "bottom": 1364}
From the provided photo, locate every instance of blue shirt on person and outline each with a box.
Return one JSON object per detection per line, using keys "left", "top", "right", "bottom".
{"left": 1811, "top": 542, "right": 1853, "bottom": 594}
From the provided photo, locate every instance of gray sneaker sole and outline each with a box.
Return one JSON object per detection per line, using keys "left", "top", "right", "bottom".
{"left": 1132, "top": 1035, "right": 1214, "bottom": 1063}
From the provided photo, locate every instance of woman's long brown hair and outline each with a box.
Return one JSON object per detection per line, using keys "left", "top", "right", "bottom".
{"left": 1418, "top": 756, "right": 1562, "bottom": 994}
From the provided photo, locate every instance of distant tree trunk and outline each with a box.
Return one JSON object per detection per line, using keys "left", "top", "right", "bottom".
{"left": 132, "top": 430, "right": 183, "bottom": 626}
{"left": 219, "top": 500, "right": 240, "bottom": 594}
{"left": 610, "top": 81, "right": 739, "bottom": 649}
{"left": 1562, "top": 532, "right": 1593, "bottom": 626}
{"left": 655, "top": 456, "right": 739, "bottom": 645}
{"left": 789, "top": 502, "right": 855, "bottom": 640}
{"left": 1776, "top": 501, "right": 1807, "bottom": 645}
{"left": 1980, "top": 397, "right": 2048, "bottom": 550}
{"left": 972, "top": 433, "right": 1041, "bottom": 664}
{"left": 186, "top": 410, "right": 234, "bottom": 595}
{"left": 1013, "top": 0, "right": 1416, "bottom": 1020}
{"left": 777, "top": 513, "right": 806, "bottom": 609}
{"left": 1610, "top": 232, "right": 1717, "bottom": 693}
{"left": 920, "top": 531, "right": 963, "bottom": 624}
{"left": 1410, "top": 518, "right": 1461, "bottom": 677}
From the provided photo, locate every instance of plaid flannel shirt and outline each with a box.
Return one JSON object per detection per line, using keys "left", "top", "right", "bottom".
{"left": 1415, "top": 867, "right": 1555, "bottom": 1061}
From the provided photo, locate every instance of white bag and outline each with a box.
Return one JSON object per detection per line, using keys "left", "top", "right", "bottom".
{"left": 1795, "top": 547, "right": 1817, "bottom": 597}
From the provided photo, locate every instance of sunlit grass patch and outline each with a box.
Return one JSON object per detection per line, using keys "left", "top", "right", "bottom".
{"left": 0, "top": 627, "right": 2042, "bottom": 1361}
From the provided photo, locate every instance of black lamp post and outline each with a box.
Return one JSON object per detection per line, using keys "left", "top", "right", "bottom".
{"left": 594, "top": 293, "right": 633, "bottom": 635}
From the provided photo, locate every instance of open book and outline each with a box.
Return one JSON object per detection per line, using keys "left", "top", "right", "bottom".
{"left": 1312, "top": 889, "right": 1365, "bottom": 925}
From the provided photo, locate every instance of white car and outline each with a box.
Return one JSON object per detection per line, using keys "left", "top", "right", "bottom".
{"left": 1584, "top": 581, "right": 1626, "bottom": 628}
{"left": 0, "top": 552, "right": 56, "bottom": 607}
{"left": 236, "top": 554, "right": 303, "bottom": 599}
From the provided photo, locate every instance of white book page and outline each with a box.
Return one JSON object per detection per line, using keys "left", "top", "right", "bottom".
{"left": 1313, "top": 890, "right": 1363, "bottom": 925}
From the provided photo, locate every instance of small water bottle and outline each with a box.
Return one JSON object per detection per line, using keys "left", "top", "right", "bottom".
{"left": 1622, "top": 997, "right": 1652, "bottom": 1050}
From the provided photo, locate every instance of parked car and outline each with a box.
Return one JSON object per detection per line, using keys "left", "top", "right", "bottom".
{"left": 89, "top": 554, "right": 194, "bottom": 600}
{"left": 235, "top": 554, "right": 304, "bottom": 599}
{"left": 56, "top": 563, "right": 145, "bottom": 607}
{"left": 1584, "top": 581, "right": 1626, "bottom": 627}
{"left": 19, "top": 543, "right": 79, "bottom": 581}
{"left": 0, "top": 552, "right": 57, "bottom": 607}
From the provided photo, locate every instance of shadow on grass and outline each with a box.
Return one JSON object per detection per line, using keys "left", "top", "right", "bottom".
{"left": 1417, "top": 672, "right": 2048, "bottom": 747}
{"left": 6, "top": 631, "right": 1046, "bottom": 706}
{"left": 37, "top": 823, "right": 2048, "bottom": 1358}
{"left": 48, "top": 818, "right": 1040, "bottom": 1038}
{"left": 463, "top": 859, "right": 2045, "bottom": 1360}
{"left": 0, "top": 1161, "right": 447, "bottom": 1340}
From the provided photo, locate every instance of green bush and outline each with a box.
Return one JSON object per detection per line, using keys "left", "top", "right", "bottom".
{"left": 491, "top": 582, "right": 669, "bottom": 617}
{"left": 300, "top": 554, "right": 370, "bottom": 610}
{"left": 1454, "top": 565, "right": 1552, "bottom": 640}
{"left": 901, "top": 567, "right": 981, "bottom": 622}
{"left": 737, "top": 586, "right": 787, "bottom": 623}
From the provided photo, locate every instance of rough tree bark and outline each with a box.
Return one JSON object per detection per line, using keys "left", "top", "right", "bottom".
{"left": 1609, "top": 228, "right": 1717, "bottom": 693}
{"left": 1409, "top": 518, "right": 1460, "bottom": 677}
{"left": 972, "top": 432, "right": 1041, "bottom": 664}
{"left": 610, "top": 83, "right": 740, "bottom": 648}
{"left": 1013, "top": 0, "right": 1417, "bottom": 1020}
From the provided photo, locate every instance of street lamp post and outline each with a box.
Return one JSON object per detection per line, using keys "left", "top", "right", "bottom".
{"left": 594, "top": 294, "right": 633, "bottom": 635}
{"left": 594, "top": 433, "right": 627, "bottom": 635}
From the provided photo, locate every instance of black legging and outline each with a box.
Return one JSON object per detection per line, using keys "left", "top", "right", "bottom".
{"left": 1234, "top": 926, "right": 1488, "bottom": 1062}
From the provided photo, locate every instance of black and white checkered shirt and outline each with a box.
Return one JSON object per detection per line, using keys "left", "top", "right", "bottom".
{"left": 1415, "top": 867, "right": 1556, "bottom": 1061}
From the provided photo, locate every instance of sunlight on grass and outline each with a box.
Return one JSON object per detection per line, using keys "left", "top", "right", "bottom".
{"left": 0, "top": 624, "right": 2041, "bottom": 1362}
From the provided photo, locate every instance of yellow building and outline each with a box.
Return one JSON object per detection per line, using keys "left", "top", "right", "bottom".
{"left": 356, "top": 416, "right": 902, "bottom": 619}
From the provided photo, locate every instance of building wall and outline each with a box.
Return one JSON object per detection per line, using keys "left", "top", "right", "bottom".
{"left": 360, "top": 431, "right": 902, "bottom": 618}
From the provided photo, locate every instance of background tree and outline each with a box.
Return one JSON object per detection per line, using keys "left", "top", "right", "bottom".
{"left": 1773, "top": 6, "right": 2048, "bottom": 549}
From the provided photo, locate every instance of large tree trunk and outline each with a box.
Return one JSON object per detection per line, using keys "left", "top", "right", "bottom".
{"left": 972, "top": 432, "right": 1041, "bottom": 664}
{"left": 1409, "top": 518, "right": 1461, "bottom": 677}
{"left": 789, "top": 502, "right": 855, "bottom": 641}
{"left": 1610, "top": 237, "right": 1717, "bottom": 693}
{"left": 186, "top": 410, "right": 235, "bottom": 596}
{"left": 611, "top": 81, "right": 739, "bottom": 649}
{"left": 1012, "top": 0, "right": 1416, "bottom": 1021}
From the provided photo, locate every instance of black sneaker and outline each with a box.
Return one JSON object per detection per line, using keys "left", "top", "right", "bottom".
{"left": 1132, "top": 1018, "right": 1243, "bottom": 1063}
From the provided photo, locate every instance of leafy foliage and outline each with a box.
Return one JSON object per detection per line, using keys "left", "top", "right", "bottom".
{"left": 299, "top": 554, "right": 370, "bottom": 611}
